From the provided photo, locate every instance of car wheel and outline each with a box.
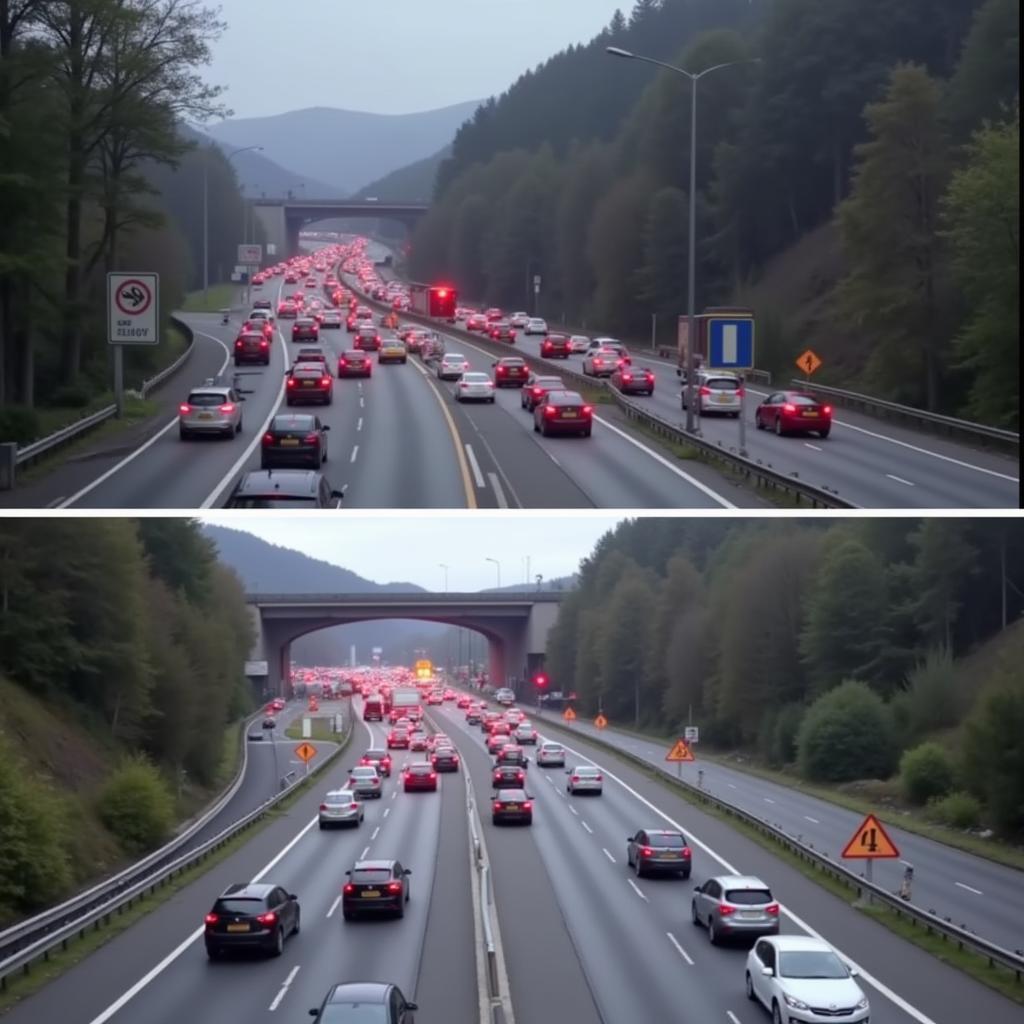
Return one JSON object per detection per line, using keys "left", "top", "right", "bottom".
{"left": 342, "top": 910, "right": 354, "bottom": 922}
{"left": 755, "top": 412, "right": 764, "bottom": 429}
{"left": 489, "top": 396, "right": 495, "bottom": 403}
{"left": 583, "top": 427, "right": 592, "bottom": 437}
{"left": 634, "top": 857, "right": 643, "bottom": 879}
{"left": 691, "top": 901, "right": 701, "bottom": 926}
{"left": 179, "top": 427, "right": 190, "bottom": 440}
{"left": 206, "top": 945, "right": 222, "bottom": 961}
{"left": 540, "top": 422, "right": 549, "bottom": 437}
{"left": 708, "top": 918, "right": 719, "bottom": 945}
{"left": 774, "top": 416, "right": 784, "bottom": 436}
{"left": 533, "top": 420, "right": 540, "bottom": 432}
{"left": 745, "top": 972, "right": 756, "bottom": 1001}
{"left": 236, "top": 419, "right": 242, "bottom": 433}
{"left": 292, "top": 910, "right": 301, "bottom": 935}
{"left": 269, "top": 927, "right": 284, "bottom": 957}
{"left": 819, "top": 428, "right": 830, "bottom": 439}
{"left": 772, "top": 1001, "right": 783, "bottom": 1024}
{"left": 318, "top": 822, "right": 326, "bottom": 830}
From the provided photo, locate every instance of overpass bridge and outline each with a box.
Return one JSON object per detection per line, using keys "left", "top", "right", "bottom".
{"left": 252, "top": 198, "right": 428, "bottom": 258}
{"left": 245, "top": 591, "right": 565, "bottom": 696}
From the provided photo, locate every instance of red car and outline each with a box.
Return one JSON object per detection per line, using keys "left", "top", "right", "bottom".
{"left": 493, "top": 357, "right": 528, "bottom": 387}
{"left": 403, "top": 763, "right": 438, "bottom": 792}
{"left": 285, "top": 363, "right": 333, "bottom": 405}
{"left": 233, "top": 331, "right": 270, "bottom": 366}
{"left": 338, "top": 350, "right": 372, "bottom": 378}
{"left": 387, "top": 728, "right": 410, "bottom": 749}
{"left": 240, "top": 319, "right": 273, "bottom": 340}
{"left": 277, "top": 300, "right": 297, "bottom": 318}
{"left": 540, "top": 334, "right": 571, "bottom": 359}
{"left": 610, "top": 365, "right": 655, "bottom": 396}
{"left": 755, "top": 390, "right": 832, "bottom": 438}
{"left": 534, "top": 390, "right": 593, "bottom": 437}
{"left": 359, "top": 750, "right": 392, "bottom": 777}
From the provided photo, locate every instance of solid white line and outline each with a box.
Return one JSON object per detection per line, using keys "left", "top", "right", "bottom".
{"left": 592, "top": 414, "right": 736, "bottom": 507}
{"left": 371, "top": 826, "right": 380, "bottom": 840}
{"left": 666, "top": 931, "right": 694, "bottom": 965}
{"left": 886, "top": 473, "right": 915, "bottom": 487}
{"left": 350, "top": 445, "right": 359, "bottom": 463}
{"left": 627, "top": 878, "right": 648, "bottom": 901}
{"left": 804, "top": 443, "right": 822, "bottom": 452}
{"left": 87, "top": 812, "right": 320, "bottom": 1024}
{"left": 955, "top": 881, "right": 983, "bottom": 895}
{"left": 488, "top": 471, "right": 509, "bottom": 508}
{"left": 464, "top": 443, "right": 486, "bottom": 487}
{"left": 726, "top": 1012, "right": 742, "bottom": 1024}
{"left": 603, "top": 848, "right": 616, "bottom": 863}
{"left": 804, "top": 816, "right": 820, "bottom": 824}
{"left": 581, "top": 821, "right": 594, "bottom": 834}
{"left": 269, "top": 965, "right": 301, "bottom": 1011}
{"left": 360, "top": 845, "right": 370, "bottom": 859}
{"left": 326, "top": 894, "right": 341, "bottom": 918}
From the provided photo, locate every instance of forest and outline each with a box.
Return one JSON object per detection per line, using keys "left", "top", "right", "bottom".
{"left": 408, "top": 0, "right": 1019, "bottom": 426}
{"left": 0, "top": 1, "right": 255, "bottom": 434}
{"left": 545, "top": 518, "right": 1024, "bottom": 837}
{"left": 0, "top": 518, "right": 254, "bottom": 922}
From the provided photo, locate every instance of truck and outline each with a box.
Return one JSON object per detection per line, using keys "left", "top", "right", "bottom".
{"left": 409, "top": 282, "right": 457, "bottom": 321}
{"left": 389, "top": 686, "right": 421, "bottom": 723}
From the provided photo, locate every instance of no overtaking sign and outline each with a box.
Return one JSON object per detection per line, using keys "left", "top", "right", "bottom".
{"left": 108, "top": 272, "right": 159, "bottom": 345}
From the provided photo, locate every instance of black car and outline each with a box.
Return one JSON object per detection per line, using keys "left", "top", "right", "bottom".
{"left": 430, "top": 746, "right": 460, "bottom": 772}
{"left": 261, "top": 414, "right": 329, "bottom": 470}
{"left": 540, "top": 334, "right": 571, "bottom": 359}
{"left": 338, "top": 350, "right": 372, "bottom": 378}
{"left": 309, "top": 982, "right": 417, "bottom": 1023}
{"left": 225, "top": 470, "right": 344, "bottom": 508}
{"left": 292, "top": 317, "right": 319, "bottom": 342}
{"left": 492, "top": 788, "right": 533, "bottom": 825}
{"left": 492, "top": 764, "right": 526, "bottom": 789}
{"left": 342, "top": 860, "right": 411, "bottom": 920}
{"left": 204, "top": 882, "right": 300, "bottom": 959}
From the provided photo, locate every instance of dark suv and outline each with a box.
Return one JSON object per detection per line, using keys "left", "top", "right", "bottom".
{"left": 342, "top": 860, "right": 411, "bottom": 920}
{"left": 225, "top": 470, "right": 343, "bottom": 508}
{"left": 540, "top": 334, "right": 571, "bottom": 358}
{"left": 203, "top": 882, "right": 300, "bottom": 958}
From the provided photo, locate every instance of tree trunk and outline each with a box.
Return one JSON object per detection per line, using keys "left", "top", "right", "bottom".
{"left": 63, "top": 150, "right": 84, "bottom": 383}
{"left": 16, "top": 276, "right": 32, "bottom": 407}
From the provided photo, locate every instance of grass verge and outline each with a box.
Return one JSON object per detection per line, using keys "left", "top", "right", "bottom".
{"left": 284, "top": 716, "right": 339, "bottom": 742}
{"left": 540, "top": 715, "right": 1024, "bottom": 1006}
{"left": 181, "top": 283, "right": 238, "bottom": 312}
{"left": 0, "top": 719, "right": 352, "bottom": 1015}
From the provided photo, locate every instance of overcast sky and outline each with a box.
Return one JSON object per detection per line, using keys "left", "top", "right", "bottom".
{"left": 206, "top": 0, "right": 627, "bottom": 119}
{"left": 200, "top": 514, "right": 624, "bottom": 590}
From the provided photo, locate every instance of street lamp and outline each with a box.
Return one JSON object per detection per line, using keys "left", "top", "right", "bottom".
{"left": 203, "top": 144, "right": 263, "bottom": 306}
{"left": 485, "top": 558, "right": 501, "bottom": 590}
{"left": 439, "top": 563, "right": 449, "bottom": 593}
{"left": 606, "top": 47, "right": 761, "bottom": 432}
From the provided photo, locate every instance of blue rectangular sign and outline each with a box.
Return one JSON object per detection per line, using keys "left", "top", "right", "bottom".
{"left": 707, "top": 317, "right": 754, "bottom": 370}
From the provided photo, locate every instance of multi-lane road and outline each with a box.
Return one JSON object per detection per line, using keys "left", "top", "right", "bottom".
{"left": 9, "top": 693, "right": 1020, "bottom": 1024}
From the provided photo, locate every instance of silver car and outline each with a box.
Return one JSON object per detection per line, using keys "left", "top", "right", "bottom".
{"left": 683, "top": 372, "right": 743, "bottom": 416}
{"left": 178, "top": 386, "right": 243, "bottom": 440}
{"left": 568, "top": 335, "right": 590, "bottom": 353}
{"left": 566, "top": 765, "right": 603, "bottom": 794}
{"left": 318, "top": 788, "right": 364, "bottom": 829}
{"left": 347, "top": 766, "right": 383, "bottom": 799}
{"left": 455, "top": 371, "right": 495, "bottom": 402}
{"left": 437, "top": 353, "right": 470, "bottom": 380}
{"left": 523, "top": 317, "right": 548, "bottom": 335}
{"left": 626, "top": 828, "right": 692, "bottom": 878}
{"left": 692, "top": 875, "right": 779, "bottom": 944}
{"left": 536, "top": 742, "right": 565, "bottom": 767}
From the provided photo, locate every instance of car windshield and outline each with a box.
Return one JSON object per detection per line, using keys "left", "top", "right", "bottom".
{"left": 213, "top": 898, "right": 264, "bottom": 915}
{"left": 272, "top": 415, "right": 315, "bottom": 431}
{"left": 318, "top": 1005, "right": 388, "bottom": 1024}
{"left": 186, "top": 392, "right": 227, "bottom": 406}
{"left": 407, "top": 764, "right": 431, "bottom": 774}
{"left": 651, "top": 833, "right": 686, "bottom": 848}
{"left": 365, "top": 750, "right": 387, "bottom": 759}
{"left": 779, "top": 950, "right": 848, "bottom": 979}
{"left": 706, "top": 378, "right": 740, "bottom": 391}
{"left": 786, "top": 394, "right": 819, "bottom": 405}
{"left": 351, "top": 768, "right": 377, "bottom": 777}
{"left": 542, "top": 745, "right": 562, "bottom": 753}
{"left": 726, "top": 888, "right": 773, "bottom": 905}
{"left": 325, "top": 791, "right": 355, "bottom": 804}
{"left": 574, "top": 767, "right": 600, "bottom": 776}
{"left": 463, "top": 373, "right": 489, "bottom": 382}
{"left": 351, "top": 868, "right": 392, "bottom": 883}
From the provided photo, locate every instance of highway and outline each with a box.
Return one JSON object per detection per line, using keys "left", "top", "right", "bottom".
{"left": 528, "top": 704, "right": 1024, "bottom": 957}
{"left": 6, "top": 692, "right": 1021, "bottom": 1024}
{"left": 27, "top": 266, "right": 747, "bottom": 510}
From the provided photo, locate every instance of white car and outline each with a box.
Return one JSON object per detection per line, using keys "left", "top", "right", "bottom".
{"left": 523, "top": 317, "right": 548, "bottom": 335}
{"left": 682, "top": 372, "right": 743, "bottom": 416}
{"left": 566, "top": 765, "right": 603, "bottom": 795}
{"left": 455, "top": 371, "right": 496, "bottom": 403}
{"left": 318, "top": 789, "right": 364, "bottom": 829}
{"left": 568, "top": 335, "right": 590, "bottom": 353}
{"left": 745, "top": 936, "right": 870, "bottom": 1024}
{"left": 247, "top": 308, "right": 275, "bottom": 325}
{"left": 437, "top": 353, "right": 470, "bottom": 380}
{"left": 513, "top": 722, "right": 537, "bottom": 745}
{"left": 536, "top": 742, "right": 565, "bottom": 767}
{"left": 178, "top": 385, "right": 243, "bottom": 440}
{"left": 509, "top": 312, "right": 529, "bottom": 327}
{"left": 347, "top": 765, "right": 383, "bottom": 799}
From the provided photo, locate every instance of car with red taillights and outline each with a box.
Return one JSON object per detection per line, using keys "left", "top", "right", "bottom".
{"left": 534, "top": 390, "right": 593, "bottom": 437}
{"left": 234, "top": 331, "right": 271, "bottom": 365}
{"left": 493, "top": 357, "right": 528, "bottom": 387}
{"left": 566, "top": 765, "right": 603, "bottom": 794}
{"left": 431, "top": 746, "right": 460, "bottom": 772}
{"left": 318, "top": 788, "right": 364, "bottom": 829}
{"left": 286, "top": 362, "right": 333, "bottom": 405}
{"left": 520, "top": 373, "right": 565, "bottom": 412}
{"left": 755, "top": 390, "right": 832, "bottom": 438}
{"left": 402, "top": 762, "right": 438, "bottom": 792}
{"left": 540, "top": 334, "right": 571, "bottom": 358}
{"left": 354, "top": 324, "right": 381, "bottom": 351}
{"left": 342, "top": 860, "right": 410, "bottom": 920}
{"left": 492, "top": 789, "right": 532, "bottom": 825}
{"left": 626, "top": 828, "right": 692, "bottom": 878}
{"left": 486, "top": 732, "right": 512, "bottom": 756}
{"left": 277, "top": 300, "right": 298, "bottom": 318}
{"left": 611, "top": 364, "right": 655, "bottom": 395}
{"left": 489, "top": 320, "right": 516, "bottom": 342}
{"left": 204, "top": 882, "right": 299, "bottom": 959}
{"left": 465, "top": 313, "right": 488, "bottom": 332}
{"left": 337, "top": 350, "right": 372, "bottom": 378}
{"left": 260, "top": 413, "right": 329, "bottom": 469}
{"left": 582, "top": 348, "right": 622, "bottom": 377}
{"left": 387, "top": 727, "right": 410, "bottom": 749}
{"left": 493, "top": 764, "right": 526, "bottom": 789}
{"left": 359, "top": 749, "right": 392, "bottom": 777}
{"left": 241, "top": 317, "right": 274, "bottom": 339}
{"left": 291, "top": 317, "right": 319, "bottom": 343}
{"left": 178, "top": 385, "right": 243, "bottom": 440}
{"left": 691, "top": 875, "right": 780, "bottom": 944}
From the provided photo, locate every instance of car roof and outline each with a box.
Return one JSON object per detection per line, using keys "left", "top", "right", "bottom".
{"left": 765, "top": 935, "right": 832, "bottom": 952}
{"left": 324, "top": 983, "right": 391, "bottom": 1005}
{"left": 352, "top": 858, "right": 398, "bottom": 870}
{"left": 187, "top": 386, "right": 230, "bottom": 396}
{"left": 233, "top": 470, "right": 319, "bottom": 497}
{"left": 219, "top": 882, "right": 275, "bottom": 898}
{"left": 712, "top": 875, "right": 769, "bottom": 889}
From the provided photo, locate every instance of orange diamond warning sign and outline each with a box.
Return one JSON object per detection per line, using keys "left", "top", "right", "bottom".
{"left": 294, "top": 742, "right": 317, "bottom": 764}
{"left": 665, "top": 738, "right": 695, "bottom": 762}
{"left": 563, "top": 707, "right": 577, "bottom": 722}
{"left": 594, "top": 713, "right": 608, "bottom": 729}
{"left": 796, "top": 349, "right": 822, "bottom": 376}
{"left": 841, "top": 813, "right": 900, "bottom": 859}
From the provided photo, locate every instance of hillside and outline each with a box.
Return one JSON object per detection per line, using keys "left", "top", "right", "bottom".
{"left": 353, "top": 145, "right": 449, "bottom": 202}
{"left": 207, "top": 100, "right": 481, "bottom": 195}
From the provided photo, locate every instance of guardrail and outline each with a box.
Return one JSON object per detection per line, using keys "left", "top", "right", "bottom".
{"left": 349, "top": 289, "right": 853, "bottom": 509}
{"left": 789, "top": 380, "right": 1019, "bottom": 452}
{"left": 533, "top": 709, "right": 1024, "bottom": 983}
{"left": 0, "top": 702, "right": 352, "bottom": 990}
{"left": 1, "top": 315, "right": 197, "bottom": 489}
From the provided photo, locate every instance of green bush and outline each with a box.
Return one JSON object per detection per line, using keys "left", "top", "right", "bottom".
{"left": 49, "top": 382, "right": 94, "bottom": 408}
{"left": 899, "top": 647, "right": 961, "bottom": 740}
{"left": 97, "top": 755, "right": 175, "bottom": 854}
{"left": 796, "top": 680, "right": 896, "bottom": 782}
{"left": 0, "top": 405, "right": 41, "bottom": 445}
{"left": 899, "top": 741, "right": 954, "bottom": 804}
{"left": 925, "top": 790, "right": 982, "bottom": 830}
{"left": 770, "top": 704, "right": 804, "bottom": 767}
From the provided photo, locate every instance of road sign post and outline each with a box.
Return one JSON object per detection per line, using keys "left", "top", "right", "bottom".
{"left": 840, "top": 812, "right": 900, "bottom": 895}
{"left": 665, "top": 737, "right": 695, "bottom": 779}
{"left": 108, "top": 272, "right": 159, "bottom": 417}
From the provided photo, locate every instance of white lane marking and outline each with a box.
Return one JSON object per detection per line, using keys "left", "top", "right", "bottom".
{"left": 568, "top": 804, "right": 578, "bottom": 816}
{"left": 360, "top": 845, "right": 370, "bottom": 859}
{"left": 391, "top": 790, "right": 397, "bottom": 800}
{"left": 542, "top": 730, "right": 942, "bottom": 1024}
{"left": 326, "top": 894, "right": 341, "bottom": 918}
{"left": 763, "top": 797, "right": 775, "bottom": 804}
{"left": 727, "top": 783, "right": 736, "bottom": 789}
{"left": 86, "top": 812, "right": 319, "bottom": 1024}
{"left": 955, "top": 882, "right": 983, "bottom": 895}
{"left": 603, "top": 848, "right": 616, "bottom": 863}
{"left": 60, "top": 330, "right": 231, "bottom": 508}
{"left": 371, "top": 826, "right": 380, "bottom": 840}
{"left": 804, "top": 816, "right": 820, "bottom": 824}
{"left": 627, "top": 878, "right": 649, "bottom": 901}
{"left": 592, "top": 414, "right": 735, "bottom": 507}
{"left": 47, "top": 496, "right": 66, "bottom": 508}
{"left": 200, "top": 329, "right": 290, "bottom": 509}
{"left": 464, "top": 443, "right": 486, "bottom": 487}
{"left": 581, "top": 821, "right": 594, "bottom": 834}
{"left": 666, "top": 931, "right": 694, "bottom": 966}
{"left": 269, "top": 965, "right": 301, "bottom": 1011}
{"left": 383, "top": 807, "right": 390, "bottom": 817}
{"left": 357, "top": 417, "right": 363, "bottom": 431}
{"left": 886, "top": 473, "right": 915, "bottom": 487}
{"left": 804, "top": 443, "right": 822, "bottom": 452}
{"left": 350, "top": 445, "right": 359, "bottom": 463}
{"left": 487, "top": 472, "right": 510, "bottom": 508}
{"left": 726, "top": 1012, "right": 743, "bottom": 1024}
{"left": 360, "top": 396, "right": 365, "bottom": 408}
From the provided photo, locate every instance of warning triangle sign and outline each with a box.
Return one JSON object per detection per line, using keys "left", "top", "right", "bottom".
{"left": 840, "top": 813, "right": 900, "bottom": 859}
{"left": 665, "top": 738, "right": 695, "bottom": 762}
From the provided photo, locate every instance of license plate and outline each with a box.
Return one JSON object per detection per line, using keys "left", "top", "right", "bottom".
{"left": 661, "top": 852, "right": 677, "bottom": 859}
{"left": 716, "top": 394, "right": 731, "bottom": 403}
{"left": 361, "top": 890, "right": 380, "bottom": 898}
{"left": 226, "top": 923, "right": 250, "bottom": 932}
{"left": 281, "top": 438, "right": 299, "bottom": 446}
{"left": 803, "top": 410, "right": 819, "bottom": 417}
{"left": 198, "top": 412, "right": 213, "bottom": 420}
{"left": 562, "top": 411, "right": 578, "bottom": 418}
{"left": 740, "top": 911, "right": 762, "bottom": 919}
{"left": 303, "top": 380, "right": 314, "bottom": 387}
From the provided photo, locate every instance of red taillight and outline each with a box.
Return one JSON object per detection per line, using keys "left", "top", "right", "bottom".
{"left": 493, "top": 801, "right": 502, "bottom": 810}
{"left": 343, "top": 884, "right": 355, "bottom": 894}
{"left": 783, "top": 403, "right": 797, "bottom": 413}
{"left": 736, "top": 387, "right": 745, "bottom": 397}
{"left": 532, "top": 387, "right": 543, "bottom": 396}
{"left": 319, "top": 803, "right": 328, "bottom": 811}
{"left": 303, "top": 432, "right": 320, "bottom": 444}
{"left": 360, "top": 756, "right": 369, "bottom": 764}
{"left": 204, "top": 913, "right": 218, "bottom": 926}
{"left": 699, "top": 386, "right": 711, "bottom": 396}
{"left": 719, "top": 904, "right": 737, "bottom": 917}
{"left": 595, "top": 774, "right": 603, "bottom": 782}
{"left": 523, "top": 802, "right": 532, "bottom": 810}
{"left": 623, "top": 373, "right": 632, "bottom": 381}
{"left": 429, "top": 772, "right": 436, "bottom": 780}
{"left": 320, "top": 376, "right": 330, "bottom": 386}
{"left": 641, "top": 846, "right": 653, "bottom": 857}
{"left": 256, "top": 911, "right": 277, "bottom": 926}
{"left": 386, "top": 882, "right": 402, "bottom": 893}
{"left": 496, "top": 366, "right": 506, "bottom": 374}
{"left": 682, "top": 846, "right": 692, "bottom": 858}
{"left": 260, "top": 339, "right": 268, "bottom": 347}
{"left": 766, "top": 903, "right": 780, "bottom": 915}
{"left": 178, "top": 403, "right": 191, "bottom": 414}
{"left": 262, "top": 432, "right": 274, "bottom": 445}
{"left": 544, "top": 405, "right": 557, "bottom": 417}
{"left": 349, "top": 802, "right": 359, "bottom": 810}
{"left": 234, "top": 340, "right": 243, "bottom": 349}
{"left": 823, "top": 405, "right": 832, "bottom": 415}
{"left": 219, "top": 403, "right": 234, "bottom": 413}
{"left": 287, "top": 378, "right": 296, "bottom": 387}
{"left": 571, "top": 775, "right": 580, "bottom": 782}
{"left": 582, "top": 405, "right": 593, "bottom": 416}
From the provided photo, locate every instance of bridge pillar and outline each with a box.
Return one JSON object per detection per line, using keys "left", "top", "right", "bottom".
{"left": 253, "top": 204, "right": 287, "bottom": 259}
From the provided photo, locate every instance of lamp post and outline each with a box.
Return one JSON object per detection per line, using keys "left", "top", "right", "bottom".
{"left": 439, "top": 563, "right": 449, "bottom": 593}
{"left": 485, "top": 558, "right": 501, "bottom": 590}
{"left": 203, "top": 144, "right": 263, "bottom": 307}
{"left": 606, "top": 47, "right": 761, "bottom": 432}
